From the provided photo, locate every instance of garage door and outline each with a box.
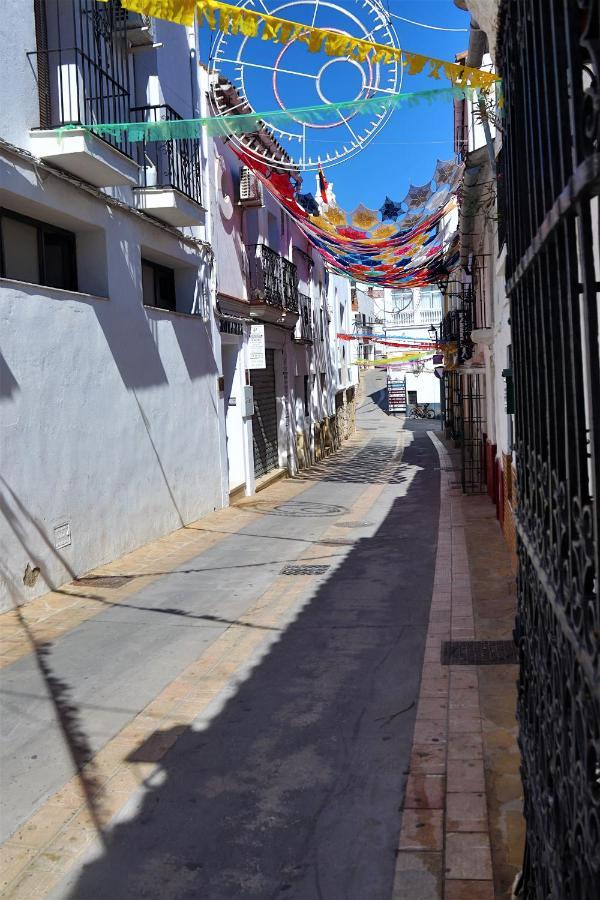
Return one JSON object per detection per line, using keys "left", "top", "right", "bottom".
{"left": 250, "top": 348, "right": 279, "bottom": 478}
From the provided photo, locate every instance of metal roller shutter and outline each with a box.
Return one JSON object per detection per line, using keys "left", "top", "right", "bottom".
{"left": 250, "top": 349, "right": 279, "bottom": 478}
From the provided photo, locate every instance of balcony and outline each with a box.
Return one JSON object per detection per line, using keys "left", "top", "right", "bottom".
{"left": 28, "top": 1, "right": 139, "bottom": 187}
{"left": 393, "top": 308, "right": 442, "bottom": 327}
{"left": 247, "top": 244, "right": 299, "bottom": 325}
{"left": 293, "top": 293, "right": 313, "bottom": 344}
{"left": 131, "top": 105, "right": 205, "bottom": 226}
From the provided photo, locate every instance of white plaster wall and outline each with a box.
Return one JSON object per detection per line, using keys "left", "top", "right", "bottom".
{"left": 210, "top": 140, "right": 248, "bottom": 303}
{"left": 0, "top": 3, "right": 39, "bottom": 147}
{"left": 0, "top": 152, "right": 224, "bottom": 612}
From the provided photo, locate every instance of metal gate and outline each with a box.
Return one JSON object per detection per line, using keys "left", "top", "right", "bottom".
{"left": 499, "top": 1, "right": 599, "bottom": 897}
{"left": 250, "top": 348, "right": 279, "bottom": 479}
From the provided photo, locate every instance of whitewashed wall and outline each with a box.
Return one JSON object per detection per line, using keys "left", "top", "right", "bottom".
{"left": 0, "top": 148, "right": 224, "bottom": 612}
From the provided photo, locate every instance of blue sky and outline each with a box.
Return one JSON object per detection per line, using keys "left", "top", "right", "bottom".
{"left": 199, "top": 1, "right": 470, "bottom": 213}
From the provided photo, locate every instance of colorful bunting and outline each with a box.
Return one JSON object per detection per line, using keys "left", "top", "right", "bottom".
{"left": 96, "top": 0, "right": 500, "bottom": 91}
{"left": 56, "top": 87, "right": 473, "bottom": 145}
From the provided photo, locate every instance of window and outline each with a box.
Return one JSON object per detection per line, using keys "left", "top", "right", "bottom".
{"left": 408, "top": 390, "right": 418, "bottom": 404}
{"left": 419, "top": 287, "right": 442, "bottom": 308}
{"left": 392, "top": 289, "right": 413, "bottom": 310}
{"left": 0, "top": 209, "right": 76, "bottom": 291}
{"left": 303, "top": 375, "right": 311, "bottom": 417}
{"left": 142, "top": 259, "right": 176, "bottom": 311}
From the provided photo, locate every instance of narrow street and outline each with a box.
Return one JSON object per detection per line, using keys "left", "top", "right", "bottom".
{"left": 1, "top": 373, "right": 442, "bottom": 899}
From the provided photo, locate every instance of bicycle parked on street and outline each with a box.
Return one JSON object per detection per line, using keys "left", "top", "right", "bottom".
{"left": 408, "top": 403, "right": 435, "bottom": 419}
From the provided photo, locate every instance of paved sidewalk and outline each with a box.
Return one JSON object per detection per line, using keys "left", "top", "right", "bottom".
{"left": 392, "top": 434, "right": 524, "bottom": 899}
{"left": 1, "top": 372, "right": 441, "bottom": 899}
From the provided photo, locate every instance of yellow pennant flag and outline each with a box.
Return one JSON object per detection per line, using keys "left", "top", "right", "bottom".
{"left": 96, "top": 0, "right": 500, "bottom": 90}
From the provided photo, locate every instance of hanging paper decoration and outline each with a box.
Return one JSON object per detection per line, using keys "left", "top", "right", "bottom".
{"left": 96, "top": 0, "right": 500, "bottom": 92}
{"left": 371, "top": 224, "right": 400, "bottom": 240}
{"left": 402, "top": 182, "right": 435, "bottom": 210}
{"left": 379, "top": 197, "right": 404, "bottom": 222}
{"left": 56, "top": 86, "right": 472, "bottom": 148}
{"left": 351, "top": 205, "right": 380, "bottom": 231}
{"left": 433, "top": 158, "right": 459, "bottom": 186}
{"left": 230, "top": 142, "right": 461, "bottom": 288}
{"left": 324, "top": 207, "right": 347, "bottom": 228}
{"left": 297, "top": 192, "right": 320, "bottom": 216}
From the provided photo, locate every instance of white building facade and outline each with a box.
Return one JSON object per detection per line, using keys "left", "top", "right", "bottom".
{"left": 0, "top": 1, "right": 355, "bottom": 612}
{"left": 374, "top": 286, "right": 444, "bottom": 416}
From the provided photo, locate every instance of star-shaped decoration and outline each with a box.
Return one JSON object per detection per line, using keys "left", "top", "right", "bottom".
{"left": 379, "top": 196, "right": 404, "bottom": 222}
{"left": 351, "top": 204, "right": 380, "bottom": 231}
{"left": 433, "top": 158, "right": 458, "bottom": 187}
{"left": 402, "top": 182, "right": 433, "bottom": 210}
{"left": 297, "top": 192, "right": 320, "bottom": 216}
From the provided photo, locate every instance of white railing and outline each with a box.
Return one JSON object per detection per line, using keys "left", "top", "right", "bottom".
{"left": 393, "top": 308, "right": 441, "bottom": 326}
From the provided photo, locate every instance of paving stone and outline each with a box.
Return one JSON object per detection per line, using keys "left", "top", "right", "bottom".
{"left": 410, "top": 745, "right": 447, "bottom": 774}
{"left": 392, "top": 851, "right": 443, "bottom": 899}
{"left": 444, "top": 881, "right": 494, "bottom": 900}
{"left": 398, "top": 810, "right": 444, "bottom": 852}
{"left": 448, "top": 733, "right": 483, "bottom": 760}
{"left": 445, "top": 832, "right": 493, "bottom": 880}
{"left": 404, "top": 774, "right": 445, "bottom": 810}
{"left": 447, "top": 759, "right": 486, "bottom": 793}
{"left": 446, "top": 792, "right": 488, "bottom": 831}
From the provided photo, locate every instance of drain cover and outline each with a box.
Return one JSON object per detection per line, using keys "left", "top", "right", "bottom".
{"left": 76, "top": 575, "right": 133, "bottom": 589}
{"left": 441, "top": 640, "right": 518, "bottom": 665}
{"left": 281, "top": 564, "right": 330, "bottom": 576}
{"left": 318, "top": 538, "right": 354, "bottom": 546}
{"left": 334, "top": 521, "right": 372, "bottom": 529}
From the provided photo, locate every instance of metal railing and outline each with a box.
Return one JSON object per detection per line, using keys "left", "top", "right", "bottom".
{"left": 131, "top": 104, "right": 203, "bottom": 204}
{"left": 500, "top": 1, "right": 600, "bottom": 895}
{"left": 30, "top": 0, "right": 133, "bottom": 156}
{"left": 247, "top": 244, "right": 299, "bottom": 313}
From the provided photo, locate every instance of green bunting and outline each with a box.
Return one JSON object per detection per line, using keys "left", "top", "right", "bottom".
{"left": 55, "top": 86, "right": 473, "bottom": 144}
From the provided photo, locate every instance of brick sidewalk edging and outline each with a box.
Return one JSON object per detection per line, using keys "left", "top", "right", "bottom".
{"left": 392, "top": 432, "right": 495, "bottom": 900}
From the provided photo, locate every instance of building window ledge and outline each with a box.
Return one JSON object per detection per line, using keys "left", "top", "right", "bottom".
{"left": 0, "top": 276, "right": 108, "bottom": 303}
{"left": 143, "top": 304, "right": 204, "bottom": 320}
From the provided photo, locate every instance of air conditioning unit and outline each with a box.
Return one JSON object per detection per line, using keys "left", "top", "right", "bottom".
{"left": 239, "top": 166, "right": 263, "bottom": 207}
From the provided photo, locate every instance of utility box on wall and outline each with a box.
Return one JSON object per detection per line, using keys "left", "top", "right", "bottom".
{"left": 242, "top": 385, "right": 255, "bottom": 417}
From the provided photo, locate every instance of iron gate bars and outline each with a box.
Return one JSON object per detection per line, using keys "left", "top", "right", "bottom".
{"left": 499, "top": 1, "right": 600, "bottom": 897}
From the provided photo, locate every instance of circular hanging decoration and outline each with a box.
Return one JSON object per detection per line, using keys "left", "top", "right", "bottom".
{"left": 208, "top": 0, "right": 401, "bottom": 171}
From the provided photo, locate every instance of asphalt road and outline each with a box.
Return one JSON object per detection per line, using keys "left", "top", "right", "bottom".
{"left": 2, "top": 371, "right": 440, "bottom": 899}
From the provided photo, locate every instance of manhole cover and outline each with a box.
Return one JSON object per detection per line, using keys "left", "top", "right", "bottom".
{"left": 333, "top": 521, "right": 372, "bottom": 529}
{"left": 75, "top": 575, "right": 134, "bottom": 588}
{"left": 242, "top": 500, "right": 347, "bottom": 518}
{"left": 280, "top": 564, "right": 330, "bottom": 576}
{"left": 441, "top": 640, "right": 518, "bottom": 665}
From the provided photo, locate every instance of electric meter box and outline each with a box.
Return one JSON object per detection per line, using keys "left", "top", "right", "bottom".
{"left": 242, "top": 385, "right": 255, "bottom": 417}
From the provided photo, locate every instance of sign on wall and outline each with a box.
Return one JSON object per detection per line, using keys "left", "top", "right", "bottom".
{"left": 248, "top": 324, "right": 266, "bottom": 369}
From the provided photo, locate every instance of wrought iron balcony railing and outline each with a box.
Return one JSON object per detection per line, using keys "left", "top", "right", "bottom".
{"left": 30, "top": 0, "right": 133, "bottom": 155}
{"left": 130, "top": 104, "right": 203, "bottom": 204}
{"left": 247, "top": 244, "right": 299, "bottom": 313}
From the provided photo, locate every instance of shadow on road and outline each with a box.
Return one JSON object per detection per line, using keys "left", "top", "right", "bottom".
{"left": 61, "top": 424, "right": 440, "bottom": 900}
